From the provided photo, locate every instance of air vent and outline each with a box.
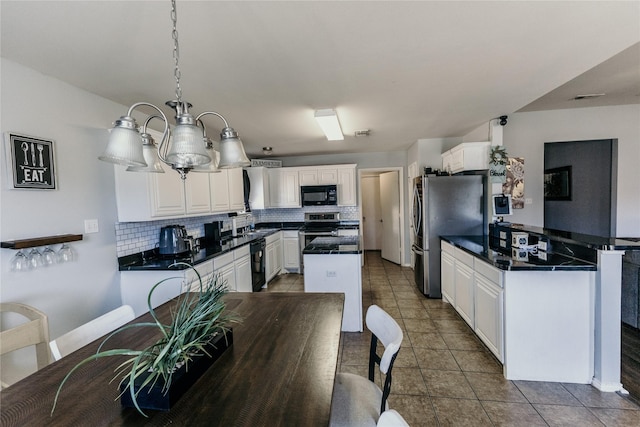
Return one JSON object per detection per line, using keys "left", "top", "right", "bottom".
{"left": 573, "top": 93, "right": 605, "bottom": 100}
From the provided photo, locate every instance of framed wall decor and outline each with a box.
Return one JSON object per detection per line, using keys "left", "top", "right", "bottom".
{"left": 544, "top": 165, "right": 572, "bottom": 201}
{"left": 5, "top": 133, "right": 57, "bottom": 190}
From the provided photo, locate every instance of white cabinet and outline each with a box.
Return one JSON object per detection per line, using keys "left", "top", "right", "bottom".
{"left": 265, "top": 231, "right": 283, "bottom": 283}
{"left": 212, "top": 245, "right": 251, "bottom": 292}
{"left": 282, "top": 230, "right": 300, "bottom": 272}
{"left": 185, "top": 172, "right": 212, "bottom": 215}
{"left": 454, "top": 248, "right": 475, "bottom": 328}
{"left": 441, "top": 242, "right": 456, "bottom": 304}
{"left": 234, "top": 245, "right": 252, "bottom": 292}
{"left": 269, "top": 168, "right": 300, "bottom": 208}
{"left": 298, "top": 167, "right": 338, "bottom": 185}
{"left": 337, "top": 165, "right": 357, "bottom": 206}
{"left": 441, "top": 142, "right": 491, "bottom": 174}
{"left": 209, "top": 167, "right": 244, "bottom": 213}
{"left": 474, "top": 265, "right": 504, "bottom": 362}
{"left": 245, "top": 167, "right": 271, "bottom": 210}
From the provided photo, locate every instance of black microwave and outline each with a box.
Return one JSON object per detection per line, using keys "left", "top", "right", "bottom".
{"left": 301, "top": 185, "right": 338, "bottom": 206}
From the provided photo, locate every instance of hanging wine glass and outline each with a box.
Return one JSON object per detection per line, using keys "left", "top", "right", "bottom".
{"left": 42, "top": 246, "right": 57, "bottom": 266}
{"left": 58, "top": 243, "right": 75, "bottom": 263}
{"left": 27, "top": 248, "right": 44, "bottom": 270}
{"left": 10, "top": 250, "right": 30, "bottom": 272}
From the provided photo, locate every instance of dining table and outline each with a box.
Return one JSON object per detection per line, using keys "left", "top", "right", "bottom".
{"left": 0, "top": 292, "right": 345, "bottom": 426}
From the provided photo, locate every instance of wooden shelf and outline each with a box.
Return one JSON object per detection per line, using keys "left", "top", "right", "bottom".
{"left": 1, "top": 234, "right": 83, "bottom": 249}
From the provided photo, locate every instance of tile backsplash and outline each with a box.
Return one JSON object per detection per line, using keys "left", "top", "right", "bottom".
{"left": 115, "top": 206, "right": 360, "bottom": 257}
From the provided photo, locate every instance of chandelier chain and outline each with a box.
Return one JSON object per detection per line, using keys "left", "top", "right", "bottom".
{"left": 170, "top": 0, "right": 182, "bottom": 102}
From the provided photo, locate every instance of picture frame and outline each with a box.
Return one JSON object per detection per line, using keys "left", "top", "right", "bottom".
{"left": 5, "top": 133, "right": 57, "bottom": 190}
{"left": 544, "top": 165, "right": 571, "bottom": 201}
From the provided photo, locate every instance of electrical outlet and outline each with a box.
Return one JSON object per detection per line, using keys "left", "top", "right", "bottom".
{"left": 525, "top": 198, "right": 533, "bottom": 205}
{"left": 84, "top": 219, "right": 99, "bottom": 234}
{"left": 326, "top": 271, "right": 337, "bottom": 278}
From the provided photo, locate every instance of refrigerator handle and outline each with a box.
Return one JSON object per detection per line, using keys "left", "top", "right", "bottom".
{"left": 412, "top": 184, "right": 421, "bottom": 238}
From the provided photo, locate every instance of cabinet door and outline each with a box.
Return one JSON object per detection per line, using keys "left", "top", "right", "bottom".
{"left": 265, "top": 242, "right": 276, "bottom": 282}
{"left": 274, "top": 239, "right": 283, "bottom": 275}
{"left": 185, "top": 172, "right": 211, "bottom": 215}
{"left": 216, "top": 263, "right": 236, "bottom": 292}
{"left": 475, "top": 273, "right": 504, "bottom": 362}
{"left": 149, "top": 163, "right": 186, "bottom": 217}
{"left": 281, "top": 169, "right": 300, "bottom": 207}
{"left": 227, "top": 168, "right": 245, "bottom": 211}
{"left": 299, "top": 169, "right": 318, "bottom": 186}
{"left": 283, "top": 237, "right": 300, "bottom": 270}
{"left": 454, "top": 262, "right": 474, "bottom": 328}
{"left": 441, "top": 251, "right": 455, "bottom": 305}
{"left": 318, "top": 168, "right": 338, "bottom": 184}
{"left": 209, "top": 170, "right": 231, "bottom": 212}
{"left": 337, "top": 166, "right": 356, "bottom": 206}
{"left": 234, "top": 255, "right": 252, "bottom": 292}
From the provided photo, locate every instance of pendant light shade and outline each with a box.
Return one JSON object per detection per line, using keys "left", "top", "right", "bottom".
{"left": 165, "top": 122, "right": 211, "bottom": 168}
{"left": 99, "top": 122, "right": 147, "bottom": 167}
{"left": 127, "top": 132, "right": 165, "bottom": 173}
{"left": 218, "top": 127, "right": 251, "bottom": 168}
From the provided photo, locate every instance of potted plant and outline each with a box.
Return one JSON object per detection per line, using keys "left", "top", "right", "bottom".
{"left": 51, "top": 263, "right": 240, "bottom": 417}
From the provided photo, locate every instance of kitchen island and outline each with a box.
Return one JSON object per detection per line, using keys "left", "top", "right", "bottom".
{"left": 303, "top": 236, "right": 363, "bottom": 332}
{"left": 442, "top": 226, "right": 640, "bottom": 390}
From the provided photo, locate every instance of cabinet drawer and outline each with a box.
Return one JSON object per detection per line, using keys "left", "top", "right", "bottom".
{"left": 213, "top": 251, "right": 234, "bottom": 268}
{"left": 234, "top": 244, "right": 250, "bottom": 259}
{"left": 454, "top": 247, "right": 474, "bottom": 268}
{"left": 441, "top": 241, "right": 455, "bottom": 255}
{"left": 474, "top": 259, "right": 503, "bottom": 286}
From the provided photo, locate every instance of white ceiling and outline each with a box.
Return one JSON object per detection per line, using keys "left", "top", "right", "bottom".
{"left": 2, "top": 1, "right": 639, "bottom": 159}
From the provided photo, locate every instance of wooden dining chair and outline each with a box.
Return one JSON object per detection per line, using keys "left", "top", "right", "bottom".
{"left": 0, "top": 302, "right": 51, "bottom": 388}
{"left": 49, "top": 305, "right": 135, "bottom": 361}
{"left": 330, "top": 304, "right": 403, "bottom": 427}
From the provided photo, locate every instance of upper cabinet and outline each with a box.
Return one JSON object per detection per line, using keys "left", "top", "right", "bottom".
{"left": 210, "top": 168, "right": 244, "bottom": 213}
{"left": 336, "top": 165, "right": 357, "bottom": 206}
{"left": 269, "top": 167, "right": 300, "bottom": 208}
{"left": 298, "top": 167, "right": 338, "bottom": 186}
{"left": 442, "top": 142, "right": 491, "bottom": 174}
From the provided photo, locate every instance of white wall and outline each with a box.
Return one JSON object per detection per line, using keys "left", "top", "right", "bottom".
{"left": 468, "top": 104, "right": 640, "bottom": 237}
{"left": 0, "top": 59, "right": 124, "bottom": 384}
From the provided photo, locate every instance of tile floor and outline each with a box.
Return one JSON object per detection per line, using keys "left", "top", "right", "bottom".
{"left": 265, "top": 250, "right": 640, "bottom": 426}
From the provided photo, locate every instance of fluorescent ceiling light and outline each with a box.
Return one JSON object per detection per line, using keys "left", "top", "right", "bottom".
{"left": 314, "top": 109, "right": 344, "bottom": 141}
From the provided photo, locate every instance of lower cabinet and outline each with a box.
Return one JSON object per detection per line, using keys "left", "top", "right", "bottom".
{"left": 213, "top": 245, "right": 251, "bottom": 292}
{"left": 282, "top": 230, "right": 300, "bottom": 272}
{"left": 440, "top": 241, "right": 504, "bottom": 362}
{"left": 441, "top": 242, "right": 455, "bottom": 304}
{"left": 265, "top": 231, "right": 283, "bottom": 283}
{"left": 474, "top": 271, "right": 504, "bottom": 362}
{"left": 454, "top": 248, "right": 475, "bottom": 328}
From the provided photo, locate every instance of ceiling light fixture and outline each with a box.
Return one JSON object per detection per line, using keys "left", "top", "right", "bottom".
{"left": 262, "top": 146, "right": 273, "bottom": 155}
{"left": 98, "top": 0, "right": 250, "bottom": 179}
{"left": 314, "top": 109, "right": 344, "bottom": 141}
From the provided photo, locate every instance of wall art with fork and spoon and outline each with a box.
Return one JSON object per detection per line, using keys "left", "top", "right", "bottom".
{"left": 5, "top": 133, "right": 56, "bottom": 189}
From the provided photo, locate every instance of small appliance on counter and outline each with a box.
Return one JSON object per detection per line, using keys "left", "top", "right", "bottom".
{"left": 158, "top": 225, "right": 190, "bottom": 256}
{"left": 203, "top": 221, "right": 233, "bottom": 246}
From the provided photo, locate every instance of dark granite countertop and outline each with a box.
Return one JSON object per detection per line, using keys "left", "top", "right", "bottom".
{"left": 119, "top": 229, "right": 280, "bottom": 271}
{"left": 302, "top": 236, "right": 362, "bottom": 255}
{"left": 498, "top": 223, "right": 640, "bottom": 251}
{"left": 441, "top": 235, "right": 597, "bottom": 271}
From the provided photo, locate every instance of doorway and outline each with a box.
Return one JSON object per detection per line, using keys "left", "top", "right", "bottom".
{"left": 358, "top": 168, "right": 404, "bottom": 265}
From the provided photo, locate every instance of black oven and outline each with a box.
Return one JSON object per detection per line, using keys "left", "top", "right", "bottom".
{"left": 301, "top": 185, "right": 338, "bottom": 206}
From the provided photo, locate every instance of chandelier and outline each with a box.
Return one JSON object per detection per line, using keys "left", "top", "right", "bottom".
{"left": 98, "top": 0, "right": 250, "bottom": 179}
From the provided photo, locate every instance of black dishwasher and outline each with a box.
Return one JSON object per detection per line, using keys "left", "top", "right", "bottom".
{"left": 250, "top": 239, "right": 266, "bottom": 291}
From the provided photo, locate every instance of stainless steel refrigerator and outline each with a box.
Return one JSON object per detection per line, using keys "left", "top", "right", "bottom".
{"left": 411, "top": 174, "right": 487, "bottom": 297}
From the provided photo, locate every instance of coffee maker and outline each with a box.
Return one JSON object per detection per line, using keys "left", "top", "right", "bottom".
{"left": 203, "top": 221, "right": 232, "bottom": 246}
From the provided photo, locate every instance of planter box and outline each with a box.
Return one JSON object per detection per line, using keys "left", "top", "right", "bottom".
{"left": 120, "top": 329, "right": 233, "bottom": 412}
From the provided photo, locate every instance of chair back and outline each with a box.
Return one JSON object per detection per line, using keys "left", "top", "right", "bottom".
{"left": 0, "top": 302, "right": 51, "bottom": 388}
{"left": 365, "top": 304, "right": 403, "bottom": 414}
{"left": 49, "top": 305, "right": 135, "bottom": 361}
{"left": 377, "top": 409, "right": 410, "bottom": 426}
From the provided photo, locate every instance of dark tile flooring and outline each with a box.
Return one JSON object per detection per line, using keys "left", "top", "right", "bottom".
{"left": 265, "top": 250, "right": 640, "bottom": 426}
